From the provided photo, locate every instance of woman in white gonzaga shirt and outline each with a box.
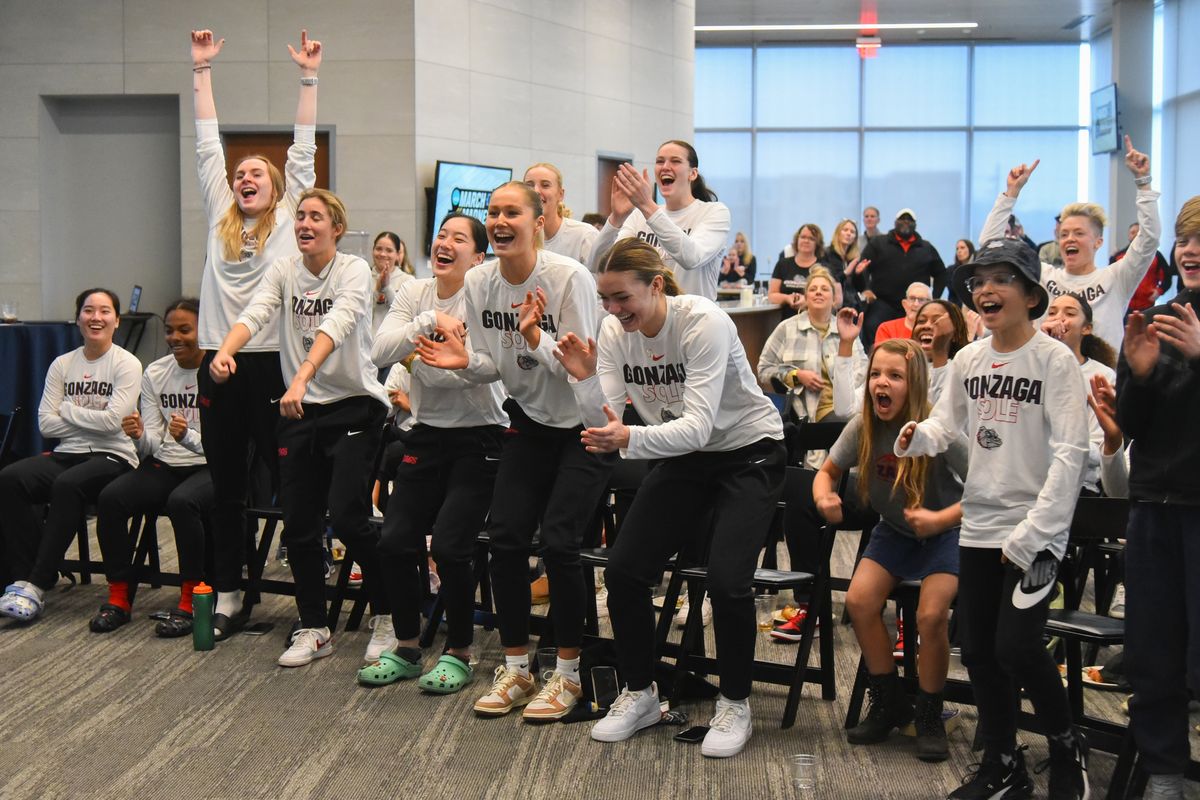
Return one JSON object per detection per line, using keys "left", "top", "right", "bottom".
{"left": 555, "top": 238, "right": 785, "bottom": 759}
{"left": 211, "top": 189, "right": 389, "bottom": 670}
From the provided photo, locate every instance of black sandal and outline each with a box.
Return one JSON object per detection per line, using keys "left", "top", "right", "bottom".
{"left": 89, "top": 603, "right": 131, "bottom": 634}
{"left": 212, "top": 608, "right": 251, "bottom": 642}
{"left": 154, "top": 609, "right": 193, "bottom": 638}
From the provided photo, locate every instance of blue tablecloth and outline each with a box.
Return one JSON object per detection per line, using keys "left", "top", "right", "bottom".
{"left": 0, "top": 322, "right": 83, "bottom": 459}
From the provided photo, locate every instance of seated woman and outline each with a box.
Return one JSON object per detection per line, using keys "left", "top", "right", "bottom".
{"left": 90, "top": 299, "right": 213, "bottom": 636}
{"left": 0, "top": 289, "right": 141, "bottom": 623}
{"left": 718, "top": 231, "right": 756, "bottom": 287}
{"left": 815, "top": 338, "right": 966, "bottom": 763}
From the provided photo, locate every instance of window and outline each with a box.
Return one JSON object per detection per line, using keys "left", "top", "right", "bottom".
{"left": 863, "top": 46, "right": 969, "bottom": 127}
{"left": 756, "top": 47, "right": 860, "bottom": 128}
{"left": 694, "top": 131, "right": 752, "bottom": 249}
{"left": 863, "top": 132, "right": 968, "bottom": 257}
{"left": 695, "top": 48, "right": 753, "bottom": 129}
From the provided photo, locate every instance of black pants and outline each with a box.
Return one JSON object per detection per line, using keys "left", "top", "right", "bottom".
{"left": 1125, "top": 502, "right": 1200, "bottom": 775}
{"left": 861, "top": 298, "right": 903, "bottom": 350}
{"left": 198, "top": 350, "right": 285, "bottom": 594}
{"left": 605, "top": 437, "right": 786, "bottom": 700}
{"left": 277, "top": 396, "right": 386, "bottom": 628}
{"left": 377, "top": 423, "right": 503, "bottom": 649}
{"left": 0, "top": 452, "right": 131, "bottom": 590}
{"left": 957, "top": 545, "right": 1073, "bottom": 756}
{"left": 96, "top": 460, "right": 212, "bottom": 584}
{"left": 488, "top": 400, "right": 614, "bottom": 651}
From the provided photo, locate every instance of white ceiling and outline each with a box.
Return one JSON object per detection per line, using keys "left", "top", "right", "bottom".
{"left": 695, "top": 0, "right": 1114, "bottom": 45}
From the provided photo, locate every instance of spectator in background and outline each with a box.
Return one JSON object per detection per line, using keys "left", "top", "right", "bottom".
{"left": 826, "top": 218, "right": 869, "bottom": 311}
{"left": 855, "top": 209, "right": 947, "bottom": 347}
{"left": 1111, "top": 222, "right": 1174, "bottom": 313}
{"left": 1038, "top": 215, "right": 1064, "bottom": 267}
{"left": 859, "top": 206, "right": 882, "bottom": 251}
{"left": 719, "top": 231, "right": 756, "bottom": 287}
{"left": 946, "top": 239, "right": 976, "bottom": 306}
{"left": 769, "top": 224, "right": 834, "bottom": 319}
{"left": 1005, "top": 214, "right": 1038, "bottom": 251}
{"left": 581, "top": 213, "right": 605, "bottom": 231}
{"left": 371, "top": 232, "right": 415, "bottom": 333}
{"left": 874, "top": 282, "right": 931, "bottom": 346}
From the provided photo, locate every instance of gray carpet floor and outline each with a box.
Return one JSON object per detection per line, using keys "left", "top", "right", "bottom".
{"left": 0, "top": 526, "right": 1195, "bottom": 800}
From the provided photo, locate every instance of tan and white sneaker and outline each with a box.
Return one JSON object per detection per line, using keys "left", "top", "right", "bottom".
{"left": 522, "top": 672, "right": 583, "bottom": 722}
{"left": 473, "top": 665, "right": 538, "bottom": 716}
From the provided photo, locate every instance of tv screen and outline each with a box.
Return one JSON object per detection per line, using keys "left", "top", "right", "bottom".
{"left": 429, "top": 161, "right": 512, "bottom": 254}
{"left": 1090, "top": 84, "right": 1119, "bottom": 155}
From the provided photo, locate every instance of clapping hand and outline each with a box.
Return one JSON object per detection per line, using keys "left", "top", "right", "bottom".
{"left": 553, "top": 332, "right": 598, "bottom": 381}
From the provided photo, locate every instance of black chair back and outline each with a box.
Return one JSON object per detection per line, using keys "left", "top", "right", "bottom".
{"left": 0, "top": 406, "right": 22, "bottom": 467}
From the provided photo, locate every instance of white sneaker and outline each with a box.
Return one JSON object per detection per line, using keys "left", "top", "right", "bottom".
{"left": 595, "top": 586, "right": 609, "bottom": 619}
{"left": 364, "top": 615, "right": 397, "bottom": 662}
{"left": 674, "top": 597, "right": 712, "bottom": 628}
{"left": 278, "top": 626, "right": 333, "bottom": 667}
{"left": 348, "top": 562, "right": 363, "bottom": 587}
{"left": 701, "top": 696, "right": 753, "bottom": 757}
{"left": 591, "top": 683, "right": 662, "bottom": 742}
{"left": 1109, "top": 582, "right": 1126, "bottom": 619}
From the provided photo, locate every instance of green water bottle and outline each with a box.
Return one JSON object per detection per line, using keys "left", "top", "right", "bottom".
{"left": 192, "top": 582, "right": 214, "bottom": 651}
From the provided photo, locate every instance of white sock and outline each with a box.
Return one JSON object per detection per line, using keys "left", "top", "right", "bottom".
{"left": 505, "top": 653, "right": 530, "bottom": 677}
{"left": 215, "top": 590, "right": 242, "bottom": 617}
{"left": 556, "top": 656, "right": 581, "bottom": 684}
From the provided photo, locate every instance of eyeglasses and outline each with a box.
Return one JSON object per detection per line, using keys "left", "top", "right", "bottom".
{"left": 904, "top": 295, "right": 930, "bottom": 305}
{"left": 965, "top": 272, "right": 1020, "bottom": 293}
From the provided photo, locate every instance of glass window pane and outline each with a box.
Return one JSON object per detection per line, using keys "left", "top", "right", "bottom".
{"left": 756, "top": 47, "right": 860, "bottom": 128}
{"left": 862, "top": 132, "right": 967, "bottom": 268}
{"left": 753, "top": 132, "right": 860, "bottom": 264}
{"left": 864, "top": 46, "right": 969, "bottom": 127}
{"left": 970, "top": 130, "right": 1080, "bottom": 249}
{"left": 695, "top": 48, "right": 753, "bottom": 128}
{"left": 974, "top": 45, "right": 1081, "bottom": 126}
{"left": 693, "top": 132, "right": 753, "bottom": 253}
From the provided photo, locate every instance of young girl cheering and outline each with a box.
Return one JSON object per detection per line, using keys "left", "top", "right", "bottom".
{"left": 815, "top": 338, "right": 966, "bottom": 762}
{"left": 590, "top": 141, "right": 730, "bottom": 299}
{"left": 897, "top": 238, "right": 1091, "bottom": 800}
{"left": 363, "top": 213, "right": 508, "bottom": 692}
{"left": 556, "top": 238, "right": 785, "bottom": 758}
{"left": 416, "top": 182, "right": 611, "bottom": 722}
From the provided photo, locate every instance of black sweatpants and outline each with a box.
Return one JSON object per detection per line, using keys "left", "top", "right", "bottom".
{"left": 377, "top": 423, "right": 503, "bottom": 649}
{"left": 96, "top": 460, "right": 212, "bottom": 584}
{"left": 197, "top": 350, "right": 285, "bottom": 595}
{"left": 1125, "top": 502, "right": 1200, "bottom": 776}
{"left": 861, "top": 298, "right": 903, "bottom": 350}
{"left": 488, "top": 400, "right": 614, "bottom": 651}
{"left": 0, "top": 452, "right": 131, "bottom": 590}
{"left": 605, "top": 437, "right": 786, "bottom": 700}
{"left": 957, "top": 545, "right": 1073, "bottom": 756}
{"left": 277, "top": 396, "right": 386, "bottom": 628}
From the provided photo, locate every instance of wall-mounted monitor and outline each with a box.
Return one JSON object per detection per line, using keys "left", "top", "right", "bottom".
{"left": 428, "top": 160, "right": 512, "bottom": 254}
{"left": 1090, "top": 84, "right": 1119, "bottom": 155}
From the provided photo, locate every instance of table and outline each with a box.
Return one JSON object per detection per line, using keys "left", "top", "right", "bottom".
{"left": 717, "top": 300, "right": 783, "bottom": 370}
{"left": 0, "top": 322, "right": 83, "bottom": 460}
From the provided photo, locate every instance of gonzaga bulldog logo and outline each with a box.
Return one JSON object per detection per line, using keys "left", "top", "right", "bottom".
{"left": 976, "top": 426, "right": 1003, "bottom": 449}
{"left": 516, "top": 354, "right": 538, "bottom": 371}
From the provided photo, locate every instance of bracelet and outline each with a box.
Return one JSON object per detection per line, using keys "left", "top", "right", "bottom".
{"left": 302, "top": 358, "right": 317, "bottom": 375}
{"left": 300, "top": 76, "right": 318, "bottom": 86}
{"left": 1134, "top": 175, "right": 1152, "bottom": 187}
{"left": 193, "top": 64, "right": 211, "bottom": 72}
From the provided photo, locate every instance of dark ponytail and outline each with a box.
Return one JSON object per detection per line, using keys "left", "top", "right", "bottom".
{"left": 1065, "top": 292, "right": 1117, "bottom": 368}
{"left": 662, "top": 139, "right": 717, "bottom": 202}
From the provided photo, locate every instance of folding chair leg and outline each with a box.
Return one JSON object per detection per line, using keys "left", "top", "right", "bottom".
{"left": 844, "top": 658, "right": 870, "bottom": 729}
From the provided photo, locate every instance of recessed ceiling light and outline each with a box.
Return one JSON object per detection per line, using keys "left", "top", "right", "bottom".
{"left": 695, "top": 22, "right": 979, "bottom": 33}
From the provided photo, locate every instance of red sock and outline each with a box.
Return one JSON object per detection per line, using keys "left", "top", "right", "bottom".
{"left": 179, "top": 581, "right": 199, "bottom": 614}
{"left": 107, "top": 581, "right": 131, "bottom": 612}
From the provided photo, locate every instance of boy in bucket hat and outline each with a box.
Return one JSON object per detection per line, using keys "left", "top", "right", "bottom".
{"left": 897, "top": 236, "right": 1092, "bottom": 799}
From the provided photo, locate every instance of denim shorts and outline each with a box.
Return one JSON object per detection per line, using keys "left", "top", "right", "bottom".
{"left": 861, "top": 520, "right": 960, "bottom": 580}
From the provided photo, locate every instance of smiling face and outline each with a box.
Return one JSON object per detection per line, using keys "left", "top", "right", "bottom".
{"left": 372, "top": 236, "right": 399, "bottom": 271}
{"left": 232, "top": 157, "right": 276, "bottom": 217}
{"left": 868, "top": 349, "right": 910, "bottom": 422}
{"left": 597, "top": 270, "right": 665, "bottom": 335}
{"left": 524, "top": 166, "right": 564, "bottom": 218}
{"left": 164, "top": 307, "right": 201, "bottom": 367}
{"left": 969, "top": 264, "right": 1038, "bottom": 331}
{"left": 294, "top": 196, "right": 343, "bottom": 260}
{"left": 895, "top": 214, "right": 915, "bottom": 237}
{"left": 911, "top": 302, "right": 954, "bottom": 358}
{"left": 1042, "top": 294, "right": 1089, "bottom": 352}
{"left": 795, "top": 227, "right": 818, "bottom": 259}
{"left": 432, "top": 216, "right": 485, "bottom": 282}
{"left": 655, "top": 142, "right": 697, "bottom": 203}
{"left": 77, "top": 291, "right": 119, "bottom": 346}
{"left": 1058, "top": 215, "right": 1103, "bottom": 271}
{"left": 804, "top": 274, "right": 835, "bottom": 315}
{"left": 486, "top": 184, "right": 542, "bottom": 258}
{"left": 1178, "top": 234, "right": 1200, "bottom": 290}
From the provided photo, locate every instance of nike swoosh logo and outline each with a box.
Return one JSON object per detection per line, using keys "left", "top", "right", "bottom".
{"left": 269, "top": 397, "right": 281, "bottom": 404}
{"left": 650, "top": 354, "right": 665, "bottom": 362}
{"left": 511, "top": 302, "right": 523, "bottom": 309}
{"left": 751, "top": 458, "right": 767, "bottom": 464}
{"left": 484, "top": 456, "right": 500, "bottom": 462}
{"left": 991, "top": 362, "right": 1009, "bottom": 369}
{"left": 305, "top": 290, "right": 319, "bottom": 297}
{"left": 83, "top": 374, "right": 93, "bottom": 379}
{"left": 184, "top": 384, "right": 196, "bottom": 391}
{"left": 347, "top": 430, "right": 363, "bottom": 437}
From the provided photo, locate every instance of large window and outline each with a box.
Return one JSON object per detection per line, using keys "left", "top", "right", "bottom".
{"left": 695, "top": 43, "right": 1087, "bottom": 277}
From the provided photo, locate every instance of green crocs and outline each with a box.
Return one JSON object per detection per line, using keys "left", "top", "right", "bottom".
{"left": 357, "top": 650, "right": 422, "bottom": 686}
{"left": 418, "top": 654, "right": 474, "bottom": 694}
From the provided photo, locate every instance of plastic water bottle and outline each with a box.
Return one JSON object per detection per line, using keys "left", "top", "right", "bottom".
{"left": 192, "top": 582, "right": 214, "bottom": 651}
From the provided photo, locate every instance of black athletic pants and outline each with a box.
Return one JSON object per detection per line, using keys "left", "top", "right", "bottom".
{"left": 605, "top": 437, "right": 786, "bottom": 700}
{"left": 377, "top": 423, "right": 503, "bottom": 649}
{"left": 276, "top": 396, "right": 386, "bottom": 628}
{"left": 96, "top": 460, "right": 212, "bottom": 584}
{"left": 0, "top": 452, "right": 131, "bottom": 590}
{"left": 198, "top": 350, "right": 285, "bottom": 595}
{"left": 957, "top": 545, "right": 1073, "bottom": 756}
{"left": 488, "top": 400, "right": 614, "bottom": 651}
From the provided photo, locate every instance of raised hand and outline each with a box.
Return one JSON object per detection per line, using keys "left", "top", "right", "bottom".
{"left": 121, "top": 410, "right": 144, "bottom": 440}
{"left": 580, "top": 405, "right": 630, "bottom": 453}
{"left": 614, "top": 164, "right": 657, "bottom": 217}
{"left": 1124, "top": 135, "right": 1150, "bottom": 179}
{"left": 287, "top": 29, "right": 323, "bottom": 73}
{"left": 1087, "top": 373, "right": 1122, "bottom": 454}
{"left": 517, "top": 287, "right": 547, "bottom": 348}
{"left": 553, "top": 332, "right": 598, "bottom": 381}
{"left": 1005, "top": 159, "right": 1041, "bottom": 198}
{"left": 849, "top": 257, "right": 871, "bottom": 275}
{"left": 1040, "top": 317, "right": 1069, "bottom": 341}
{"left": 608, "top": 170, "right": 634, "bottom": 225}
{"left": 1151, "top": 303, "right": 1200, "bottom": 360}
{"left": 962, "top": 308, "right": 984, "bottom": 341}
{"left": 1123, "top": 312, "right": 1160, "bottom": 379}
{"left": 191, "top": 29, "right": 225, "bottom": 66}
{"left": 168, "top": 413, "right": 189, "bottom": 442}
{"left": 836, "top": 307, "right": 863, "bottom": 343}
{"left": 416, "top": 330, "right": 469, "bottom": 370}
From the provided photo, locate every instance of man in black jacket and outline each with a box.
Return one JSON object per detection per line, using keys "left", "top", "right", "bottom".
{"left": 1116, "top": 195, "right": 1200, "bottom": 800}
{"left": 855, "top": 208, "right": 947, "bottom": 346}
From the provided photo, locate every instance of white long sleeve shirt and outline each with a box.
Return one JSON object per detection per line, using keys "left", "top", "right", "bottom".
{"left": 196, "top": 119, "right": 316, "bottom": 351}
{"left": 979, "top": 188, "right": 1161, "bottom": 349}
{"left": 894, "top": 331, "right": 1089, "bottom": 571}
{"left": 237, "top": 252, "right": 387, "bottom": 408}
{"left": 38, "top": 345, "right": 142, "bottom": 467}
{"left": 545, "top": 217, "right": 599, "bottom": 266}
{"left": 590, "top": 200, "right": 731, "bottom": 299}
{"left": 136, "top": 355, "right": 205, "bottom": 468}
{"left": 371, "top": 278, "right": 508, "bottom": 429}
{"left": 370, "top": 267, "right": 415, "bottom": 333}
{"left": 454, "top": 250, "right": 598, "bottom": 429}
{"left": 570, "top": 295, "right": 783, "bottom": 460}
{"left": 1079, "top": 357, "right": 1116, "bottom": 494}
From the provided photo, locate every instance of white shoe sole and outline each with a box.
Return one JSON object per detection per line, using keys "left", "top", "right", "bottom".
{"left": 590, "top": 710, "right": 662, "bottom": 742}
{"left": 701, "top": 723, "right": 752, "bottom": 758}
{"left": 278, "top": 642, "right": 334, "bottom": 668}
{"left": 473, "top": 694, "right": 535, "bottom": 716}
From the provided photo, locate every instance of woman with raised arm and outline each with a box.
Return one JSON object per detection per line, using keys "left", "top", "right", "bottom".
{"left": 190, "top": 28, "right": 321, "bottom": 640}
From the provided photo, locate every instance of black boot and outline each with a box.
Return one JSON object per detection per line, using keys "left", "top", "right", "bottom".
{"left": 914, "top": 690, "right": 948, "bottom": 762}
{"left": 847, "top": 671, "right": 913, "bottom": 744}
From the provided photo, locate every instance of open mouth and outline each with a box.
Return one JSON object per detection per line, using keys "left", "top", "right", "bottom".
{"left": 658, "top": 174, "right": 676, "bottom": 188}
{"left": 434, "top": 250, "right": 455, "bottom": 265}
{"left": 978, "top": 300, "right": 1003, "bottom": 315}
{"left": 240, "top": 186, "right": 258, "bottom": 199}
{"left": 873, "top": 391, "right": 893, "bottom": 412}
{"left": 492, "top": 230, "right": 515, "bottom": 246}
{"left": 297, "top": 231, "right": 316, "bottom": 243}
{"left": 1180, "top": 260, "right": 1199, "bottom": 278}
{"left": 1063, "top": 245, "right": 1080, "bottom": 257}
{"left": 617, "top": 313, "right": 635, "bottom": 325}
{"left": 917, "top": 331, "right": 934, "bottom": 347}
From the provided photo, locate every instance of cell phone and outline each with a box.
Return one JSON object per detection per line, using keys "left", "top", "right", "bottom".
{"left": 673, "top": 725, "right": 710, "bottom": 743}
{"left": 242, "top": 621, "right": 276, "bottom": 636}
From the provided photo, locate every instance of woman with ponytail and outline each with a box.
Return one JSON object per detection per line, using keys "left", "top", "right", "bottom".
{"left": 814, "top": 338, "right": 965, "bottom": 762}
{"left": 555, "top": 238, "right": 785, "bottom": 758}
{"left": 524, "top": 163, "right": 598, "bottom": 266}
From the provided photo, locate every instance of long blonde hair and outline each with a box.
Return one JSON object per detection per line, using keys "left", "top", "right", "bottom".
{"left": 830, "top": 218, "right": 860, "bottom": 262}
{"left": 857, "top": 338, "right": 932, "bottom": 509}
{"left": 525, "top": 162, "right": 572, "bottom": 219}
{"left": 217, "top": 154, "right": 286, "bottom": 263}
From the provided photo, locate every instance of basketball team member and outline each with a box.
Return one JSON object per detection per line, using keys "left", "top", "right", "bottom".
{"left": 190, "top": 28, "right": 321, "bottom": 638}
{"left": 362, "top": 212, "right": 508, "bottom": 692}
{"left": 525, "top": 163, "right": 598, "bottom": 266}
{"left": 416, "top": 182, "right": 612, "bottom": 721}
{"left": 211, "top": 189, "right": 389, "bottom": 668}
{"left": 556, "top": 238, "right": 785, "bottom": 758}
{"left": 589, "top": 141, "right": 730, "bottom": 299}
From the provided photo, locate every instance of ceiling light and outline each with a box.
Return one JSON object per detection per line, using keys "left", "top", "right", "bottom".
{"left": 695, "top": 22, "right": 979, "bottom": 32}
